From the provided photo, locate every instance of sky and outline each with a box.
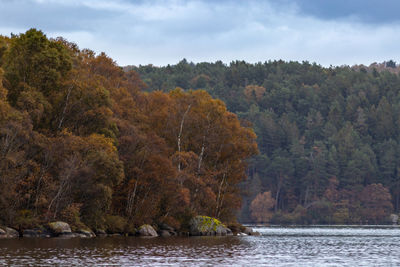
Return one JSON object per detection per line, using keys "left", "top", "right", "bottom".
{"left": 1, "top": 0, "right": 400, "bottom": 67}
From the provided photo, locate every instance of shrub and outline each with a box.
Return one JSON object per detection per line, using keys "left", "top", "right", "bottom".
{"left": 14, "top": 210, "right": 39, "bottom": 229}
{"left": 104, "top": 215, "right": 127, "bottom": 234}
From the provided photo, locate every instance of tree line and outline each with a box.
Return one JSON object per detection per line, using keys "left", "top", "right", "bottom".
{"left": 0, "top": 29, "right": 257, "bottom": 232}
{"left": 130, "top": 58, "right": 400, "bottom": 224}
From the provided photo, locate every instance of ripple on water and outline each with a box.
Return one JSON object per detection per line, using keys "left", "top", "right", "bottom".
{"left": 1, "top": 228, "right": 400, "bottom": 266}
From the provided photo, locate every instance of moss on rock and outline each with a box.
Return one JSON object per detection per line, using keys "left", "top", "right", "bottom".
{"left": 189, "top": 216, "right": 231, "bottom": 236}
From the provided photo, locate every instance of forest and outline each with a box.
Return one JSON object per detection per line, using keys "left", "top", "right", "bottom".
{"left": 1, "top": 28, "right": 399, "bottom": 230}
{"left": 129, "top": 58, "right": 400, "bottom": 225}
{"left": 0, "top": 29, "right": 258, "bottom": 233}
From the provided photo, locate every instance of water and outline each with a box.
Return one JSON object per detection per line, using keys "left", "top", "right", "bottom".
{"left": 1, "top": 226, "right": 400, "bottom": 266}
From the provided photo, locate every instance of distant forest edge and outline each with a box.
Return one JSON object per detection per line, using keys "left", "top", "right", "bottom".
{"left": 0, "top": 29, "right": 258, "bottom": 232}
{"left": 128, "top": 58, "right": 400, "bottom": 225}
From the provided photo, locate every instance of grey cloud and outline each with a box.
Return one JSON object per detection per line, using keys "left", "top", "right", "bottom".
{"left": 1, "top": 0, "right": 400, "bottom": 67}
{"left": 0, "top": 0, "right": 119, "bottom": 33}
{"left": 285, "top": 0, "right": 400, "bottom": 24}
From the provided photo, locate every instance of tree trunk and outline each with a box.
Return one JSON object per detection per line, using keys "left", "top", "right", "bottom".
{"left": 126, "top": 179, "right": 138, "bottom": 217}
{"left": 275, "top": 180, "right": 281, "bottom": 213}
{"left": 197, "top": 113, "right": 211, "bottom": 174}
{"left": 215, "top": 172, "right": 227, "bottom": 217}
{"left": 177, "top": 104, "right": 191, "bottom": 172}
{"left": 58, "top": 83, "right": 74, "bottom": 130}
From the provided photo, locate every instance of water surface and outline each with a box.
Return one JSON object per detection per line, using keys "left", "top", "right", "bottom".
{"left": 1, "top": 226, "right": 399, "bottom": 266}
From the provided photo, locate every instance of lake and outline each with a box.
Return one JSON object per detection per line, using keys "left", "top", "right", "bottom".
{"left": 1, "top": 226, "right": 400, "bottom": 266}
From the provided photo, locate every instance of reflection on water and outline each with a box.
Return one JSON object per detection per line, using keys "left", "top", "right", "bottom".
{"left": 1, "top": 227, "right": 400, "bottom": 266}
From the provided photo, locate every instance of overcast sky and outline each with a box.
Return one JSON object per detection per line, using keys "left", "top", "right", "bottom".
{"left": 1, "top": 0, "right": 400, "bottom": 67}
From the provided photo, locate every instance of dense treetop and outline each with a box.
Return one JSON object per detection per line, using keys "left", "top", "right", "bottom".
{"left": 1, "top": 28, "right": 398, "bottom": 227}
{"left": 131, "top": 58, "right": 400, "bottom": 224}
{"left": 0, "top": 29, "right": 257, "bottom": 231}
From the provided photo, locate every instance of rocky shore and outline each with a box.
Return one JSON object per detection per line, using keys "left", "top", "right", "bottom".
{"left": 0, "top": 216, "right": 260, "bottom": 239}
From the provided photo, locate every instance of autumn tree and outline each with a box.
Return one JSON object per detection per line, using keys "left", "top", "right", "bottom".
{"left": 250, "top": 191, "right": 275, "bottom": 223}
{"left": 140, "top": 88, "right": 258, "bottom": 221}
{"left": 360, "top": 183, "right": 393, "bottom": 224}
{"left": 3, "top": 29, "right": 72, "bottom": 132}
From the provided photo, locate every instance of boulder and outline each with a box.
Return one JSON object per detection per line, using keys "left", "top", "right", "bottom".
{"left": 96, "top": 229, "right": 107, "bottom": 237}
{"left": 55, "top": 233, "right": 78, "bottom": 238}
{"left": 215, "top": 225, "right": 230, "bottom": 236}
{"left": 390, "top": 214, "right": 399, "bottom": 225}
{"left": 23, "top": 228, "right": 51, "bottom": 238}
{"left": 23, "top": 229, "right": 38, "bottom": 238}
{"left": 226, "top": 227, "right": 233, "bottom": 236}
{"left": 226, "top": 223, "right": 243, "bottom": 235}
{"left": 108, "top": 233, "right": 122, "bottom": 237}
{"left": 48, "top": 221, "right": 72, "bottom": 235}
{"left": 158, "top": 223, "right": 177, "bottom": 237}
{"left": 0, "top": 227, "right": 19, "bottom": 238}
{"left": 242, "top": 227, "right": 260, "bottom": 236}
{"left": 243, "top": 227, "right": 253, "bottom": 235}
{"left": 76, "top": 229, "right": 96, "bottom": 238}
{"left": 189, "top": 216, "right": 232, "bottom": 236}
{"left": 5, "top": 227, "right": 19, "bottom": 238}
{"left": 159, "top": 223, "right": 175, "bottom": 232}
{"left": 0, "top": 228, "right": 6, "bottom": 237}
{"left": 138, "top": 224, "right": 158, "bottom": 237}
{"left": 159, "top": 230, "right": 171, "bottom": 237}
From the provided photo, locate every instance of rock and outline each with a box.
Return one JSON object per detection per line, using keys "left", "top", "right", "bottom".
{"left": 189, "top": 216, "right": 232, "bottom": 236}
{"left": 159, "top": 230, "right": 171, "bottom": 237}
{"left": 215, "top": 225, "right": 228, "bottom": 236}
{"left": 5, "top": 227, "right": 19, "bottom": 238}
{"left": 169, "top": 231, "right": 178, "bottom": 236}
{"left": 56, "top": 232, "right": 78, "bottom": 238}
{"left": 0, "top": 227, "right": 19, "bottom": 238}
{"left": 70, "top": 233, "right": 86, "bottom": 238}
{"left": 158, "top": 223, "right": 177, "bottom": 237}
{"left": 76, "top": 229, "right": 96, "bottom": 238}
{"left": 22, "top": 229, "right": 39, "bottom": 238}
{"left": 23, "top": 228, "right": 51, "bottom": 238}
{"left": 48, "top": 221, "right": 72, "bottom": 235}
{"left": 226, "top": 228, "right": 233, "bottom": 236}
{"left": 75, "top": 233, "right": 90, "bottom": 238}
{"left": 226, "top": 223, "right": 243, "bottom": 235}
{"left": 390, "top": 214, "right": 399, "bottom": 225}
{"left": 96, "top": 229, "right": 107, "bottom": 237}
{"left": 125, "top": 225, "right": 137, "bottom": 236}
{"left": 159, "top": 223, "right": 175, "bottom": 232}
{"left": 108, "top": 233, "right": 122, "bottom": 237}
{"left": 243, "top": 227, "right": 253, "bottom": 235}
{"left": 138, "top": 224, "right": 158, "bottom": 237}
{"left": 242, "top": 227, "right": 260, "bottom": 236}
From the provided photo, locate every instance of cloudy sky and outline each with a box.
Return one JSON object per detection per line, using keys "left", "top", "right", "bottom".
{"left": 1, "top": 0, "right": 400, "bottom": 67}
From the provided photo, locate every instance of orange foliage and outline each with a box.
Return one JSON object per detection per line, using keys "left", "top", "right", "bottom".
{"left": 244, "top": 85, "right": 266, "bottom": 102}
{"left": 360, "top": 183, "right": 393, "bottom": 223}
{"left": 250, "top": 191, "right": 275, "bottom": 223}
{"left": 0, "top": 29, "right": 258, "bottom": 230}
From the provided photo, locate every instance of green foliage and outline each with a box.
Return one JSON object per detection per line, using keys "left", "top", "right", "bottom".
{"left": 2, "top": 28, "right": 399, "bottom": 229}
{"left": 135, "top": 59, "right": 400, "bottom": 224}
{"left": 14, "top": 210, "right": 39, "bottom": 229}
{"left": 4, "top": 28, "right": 71, "bottom": 104}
